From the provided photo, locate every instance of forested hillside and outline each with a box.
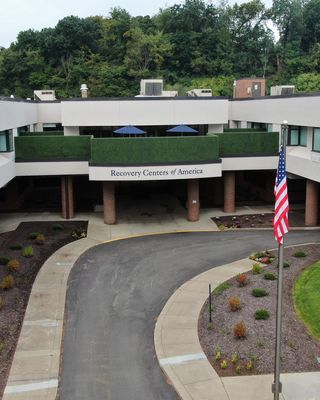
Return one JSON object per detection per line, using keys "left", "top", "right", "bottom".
{"left": 1, "top": 0, "right": 320, "bottom": 98}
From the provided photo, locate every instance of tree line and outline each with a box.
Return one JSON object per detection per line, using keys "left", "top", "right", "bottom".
{"left": 1, "top": 0, "right": 320, "bottom": 98}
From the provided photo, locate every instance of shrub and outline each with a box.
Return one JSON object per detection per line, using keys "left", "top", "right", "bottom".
{"left": 213, "top": 282, "right": 230, "bottom": 295}
{"left": 220, "top": 360, "right": 228, "bottom": 369}
{"left": 283, "top": 262, "right": 290, "bottom": 268}
{"left": 252, "top": 263, "right": 262, "bottom": 274}
{"left": 236, "top": 273, "right": 248, "bottom": 287}
{"left": 0, "top": 296, "right": 5, "bottom": 310}
{"left": 52, "top": 223, "right": 64, "bottom": 231}
{"left": 207, "top": 322, "right": 213, "bottom": 330}
{"left": 0, "top": 275, "right": 15, "bottom": 290}
{"left": 0, "top": 257, "right": 10, "bottom": 266}
{"left": 35, "top": 234, "right": 45, "bottom": 245}
{"left": 252, "top": 288, "right": 268, "bottom": 297}
{"left": 293, "top": 251, "right": 307, "bottom": 258}
{"left": 231, "top": 353, "right": 238, "bottom": 364}
{"left": 235, "top": 365, "right": 241, "bottom": 374}
{"left": 228, "top": 297, "right": 241, "bottom": 311}
{"left": 71, "top": 228, "right": 87, "bottom": 240}
{"left": 255, "top": 309, "right": 270, "bottom": 320}
{"left": 246, "top": 360, "right": 254, "bottom": 370}
{"left": 7, "top": 259, "right": 20, "bottom": 271}
{"left": 264, "top": 272, "right": 277, "bottom": 281}
{"left": 9, "top": 243, "right": 23, "bottom": 250}
{"left": 21, "top": 246, "right": 33, "bottom": 258}
{"left": 29, "top": 232, "right": 40, "bottom": 240}
{"left": 233, "top": 320, "right": 247, "bottom": 338}
{"left": 215, "top": 349, "right": 222, "bottom": 361}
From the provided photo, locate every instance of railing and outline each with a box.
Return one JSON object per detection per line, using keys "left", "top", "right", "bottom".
{"left": 15, "top": 136, "right": 91, "bottom": 161}
{"left": 90, "top": 136, "right": 220, "bottom": 165}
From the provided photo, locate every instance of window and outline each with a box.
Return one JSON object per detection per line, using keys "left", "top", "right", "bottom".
{"left": 0, "top": 130, "right": 13, "bottom": 152}
{"left": 313, "top": 128, "right": 320, "bottom": 152}
{"left": 288, "top": 126, "right": 307, "bottom": 146}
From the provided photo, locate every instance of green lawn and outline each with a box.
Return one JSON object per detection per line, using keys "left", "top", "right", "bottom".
{"left": 293, "top": 260, "right": 320, "bottom": 340}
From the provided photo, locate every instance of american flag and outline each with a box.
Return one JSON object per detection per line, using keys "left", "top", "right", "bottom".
{"left": 273, "top": 145, "right": 289, "bottom": 244}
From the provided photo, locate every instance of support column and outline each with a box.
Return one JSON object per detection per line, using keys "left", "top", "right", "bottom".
{"left": 103, "top": 182, "right": 116, "bottom": 225}
{"left": 223, "top": 171, "right": 236, "bottom": 213}
{"left": 61, "top": 176, "right": 74, "bottom": 219}
{"left": 187, "top": 179, "right": 199, "bottom": 221}
{"left": 305, "top": 179, "right": 319, "bottom": 226}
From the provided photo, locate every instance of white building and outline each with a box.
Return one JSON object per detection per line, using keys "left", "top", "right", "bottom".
{"left": 0, "top": 92, "right": 319, "bottom": 225}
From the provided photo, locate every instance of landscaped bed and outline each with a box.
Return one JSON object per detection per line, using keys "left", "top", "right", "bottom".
{"left": 212, "top": 211, "right": 306, "bottom": 230}
{"left": 198, "top": 244, "right": 320, "bottom": 376}
{"left": 0, "top": 220, "right": 87, "bottom": 397}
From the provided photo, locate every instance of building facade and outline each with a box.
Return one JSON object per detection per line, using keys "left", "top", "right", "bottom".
{"left": 0, "top": 93, "right": 319, "bottom": 225}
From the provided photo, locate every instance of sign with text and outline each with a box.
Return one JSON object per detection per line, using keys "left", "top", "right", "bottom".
{"left": 89, "top": 163, "right": 221, "bottom": 181}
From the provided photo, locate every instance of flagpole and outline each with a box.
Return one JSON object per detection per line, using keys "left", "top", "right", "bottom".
{"left": 272, "top": 121, "right": 288, "bottom": 400}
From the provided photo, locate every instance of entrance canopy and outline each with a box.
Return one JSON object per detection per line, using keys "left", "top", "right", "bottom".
{"left": 113, "top": 125, "right": 146, "bottom": 135}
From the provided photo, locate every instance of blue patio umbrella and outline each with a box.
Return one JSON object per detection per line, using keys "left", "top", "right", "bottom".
{"left": 166, "top": 125, "right": 198, "bottom": 134}
{"left": 113, "top": 125, "right": 146, "bottom": 135}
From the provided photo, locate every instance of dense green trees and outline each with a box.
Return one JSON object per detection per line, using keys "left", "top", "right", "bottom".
{"left": 1, "top": 0, "right": 320, "bottom": 98}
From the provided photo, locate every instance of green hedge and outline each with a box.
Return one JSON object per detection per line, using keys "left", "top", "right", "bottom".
{"left": 218, "top": 131, "right": 279, "bottom": 157}
{"left": 90, "top": 136, "right": 219, "bottom": 164}
{"left": 15, "top": 135, "right": 91, "bottom": 161}
{"left": 19, "top": 131, "right": 64, "bottom": 136}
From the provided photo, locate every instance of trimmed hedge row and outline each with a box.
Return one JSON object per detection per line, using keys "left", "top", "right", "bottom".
{"left": 15, "top": 135, "right": 91, "bottom": 161}
{"left": 90, "top": 135, "right": 220, "bottom": 164}
{"left": 218, "top": 131, "right": 279, "bottom": 157}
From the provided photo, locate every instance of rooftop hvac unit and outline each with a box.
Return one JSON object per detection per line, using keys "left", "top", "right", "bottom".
{"left": 187, "top": 88, "right": 212, "bottom": 97}
{"left": 33, "top": 90, "right": 56, "bottom": 101}
{"left": 140, "top": 79, "right": 163, "bottom": 96}
{"left": 270, "top": 85, "right": 295, "bottom": 96}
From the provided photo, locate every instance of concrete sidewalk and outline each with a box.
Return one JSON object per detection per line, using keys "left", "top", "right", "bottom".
{"left": 1, "top": 205, "right": 318, "bottom": 400}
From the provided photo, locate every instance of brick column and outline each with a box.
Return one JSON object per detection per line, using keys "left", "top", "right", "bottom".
{"left": 187, "top": 179, "right": 199, "bottom": 221}
{"left": 103, "top": 182, "right": 116, "bottom": 225}
{"left": 223, "top": 171, "right": 236, "bottom": 213}
{"left": 61, "top": 176, "right": 74, "bottom": 219}
{"left": 305, "top": 179, "right": 319, "bottom": 226}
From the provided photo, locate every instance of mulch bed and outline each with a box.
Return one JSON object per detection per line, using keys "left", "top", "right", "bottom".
{"left": 198, "top": 244, "right": 320, "bottom": 377}
{"left": 0, "top": 221, "right": 87, "bottom": 397}
{"left": 212, "top": 211, "right": 306, "bottom": 229}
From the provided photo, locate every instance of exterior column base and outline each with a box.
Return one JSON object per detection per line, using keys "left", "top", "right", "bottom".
{"left": 187, "top": 179, "right": 200, "bottom": 222}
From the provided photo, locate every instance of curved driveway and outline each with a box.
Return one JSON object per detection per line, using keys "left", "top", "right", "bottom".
{"left": 58, "top": 230, "right": 319, "bottom": 400}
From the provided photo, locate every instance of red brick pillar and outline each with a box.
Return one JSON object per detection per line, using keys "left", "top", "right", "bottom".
{"left": 61, "top": 176, "right": 74, "bottom": 219}
{"left": 103, "top": 182, "right": 116, "bottom": 225}
{"left": 223, "top": 171, "right": 236, "bottom": 213}
{"left": 305, "top": 179, "right": 319, "bottom": 226}
{"left": 187, "top": 179, "right": 200, "bottom": 221}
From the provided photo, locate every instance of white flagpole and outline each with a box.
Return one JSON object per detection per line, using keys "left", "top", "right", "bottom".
{"left": 272, "top": 121, "right": 288, "bottom": 399}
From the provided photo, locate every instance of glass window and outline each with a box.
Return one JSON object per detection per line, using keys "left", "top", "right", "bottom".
{"left": 288, "top": 127, "right": 299, "bottom": 145}
{"left": 313, "top": 128, "right": 320, "bottom": 152}
{"left": 0, "top": 130, "right": 13, "bottom": 152}
{"left": 300, "top": 127, "right": 307, "bottom": 146}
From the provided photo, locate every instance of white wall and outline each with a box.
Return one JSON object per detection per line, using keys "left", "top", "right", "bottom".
{"left": 0, "top": 100, "right": 37, "bottom": 131}
{"left": 229, "top": 95, "right": 320, "bottom": 127}
{"left": 15, "top": 161, "right": 88, "bottom": 176}
{"left": 222, "top": 156, "right": 278, "bottom": 171}
{"left": 0, "top": 153, "right": 15, "bottom": 187}
{"left": 37, "top": 102, "right": 62, "bottom": 124}
{"left": 61, "top": 98, "right": 229, "bottom": 127}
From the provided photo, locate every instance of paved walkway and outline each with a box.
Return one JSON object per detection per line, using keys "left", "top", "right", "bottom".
{"left": 1, "top": 205, "right": 319, "bottom": 400}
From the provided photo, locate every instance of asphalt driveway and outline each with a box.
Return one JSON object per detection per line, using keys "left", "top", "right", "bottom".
{"left": 58, "top": 230, "right": 319, "bottom": 400}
